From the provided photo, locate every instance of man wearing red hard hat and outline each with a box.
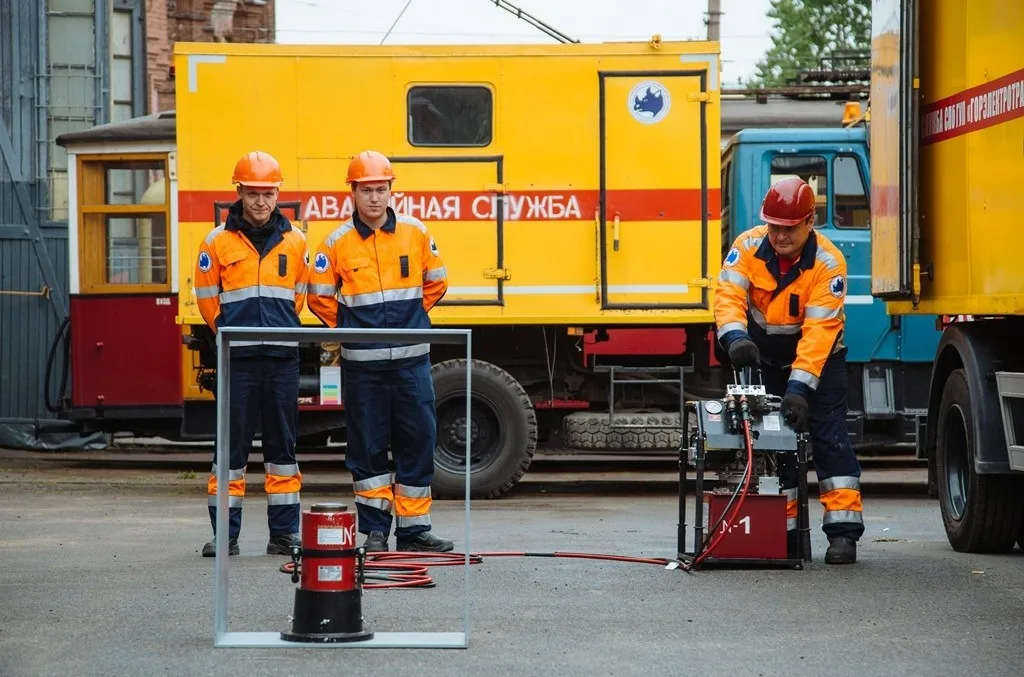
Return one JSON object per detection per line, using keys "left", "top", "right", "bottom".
{"left": 714, "top": 176, "right": 863, "bottom": 565}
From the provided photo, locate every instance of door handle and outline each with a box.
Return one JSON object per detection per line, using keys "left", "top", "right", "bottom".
{"left": 612, "top": 212, "right": 621, "bottom": 252}
{"left": 594, "top": 209, "right": 601, "bottom": 303}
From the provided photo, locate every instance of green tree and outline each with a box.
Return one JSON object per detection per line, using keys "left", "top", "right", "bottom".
{"left": 745, "top": 0, "right": 871, "bottom": 88}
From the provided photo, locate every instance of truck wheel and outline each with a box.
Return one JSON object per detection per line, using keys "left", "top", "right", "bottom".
{"left": 935, "top": 368, "right": 1024, "bottom": 553}
{"left": 430, "top": 359, "right": 537, "bottom": 500}
{"left": 562, "top": 411, "right": 682, "bottom": 451}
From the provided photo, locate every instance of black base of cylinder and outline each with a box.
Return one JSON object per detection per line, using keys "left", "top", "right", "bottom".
{"left": 280, "top": 588, "right": 374, "bottom": 643}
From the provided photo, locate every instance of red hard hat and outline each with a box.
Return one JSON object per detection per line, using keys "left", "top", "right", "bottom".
{"left": 760, "top": 177, "right": 816, "bottom": 226}
{"left": 346, "top": 150, "right": 395, "bottom": 184}
{"left": 232, "top": 151, "right": 283, "bottom": 187}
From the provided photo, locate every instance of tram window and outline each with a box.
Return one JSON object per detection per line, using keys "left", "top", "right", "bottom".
{"left": 832, "top": 155, "right": 870, "bottom": 229}
{"left": 77, "top": 154, "right": 170, "bottom": 293}
{"left": 104, "top": 215, "right": 169, "bottom": 285}
{"left": 769, "top": 155, "right": 828, "bottom": 227}
{"left": 407, "top": 85, "right": 493, "bottom": 147}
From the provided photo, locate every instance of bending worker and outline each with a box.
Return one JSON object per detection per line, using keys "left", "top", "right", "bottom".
{"left": 194, "top": 151, "right": 308, "bottom": 557}
{"left": 714, "top": 176, "right": 863, "bottom": 565}
{"left": 308, "top": 150, "right": 453, "bottom": 554}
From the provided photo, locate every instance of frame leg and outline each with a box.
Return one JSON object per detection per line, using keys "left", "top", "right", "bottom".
{"left": 797, "top": 435, "right": 812, "bottom": 562}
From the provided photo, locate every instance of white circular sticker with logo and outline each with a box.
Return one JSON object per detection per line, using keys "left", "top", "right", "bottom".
{"left": 629, "top": 80, "right": 671, "bottom": 124}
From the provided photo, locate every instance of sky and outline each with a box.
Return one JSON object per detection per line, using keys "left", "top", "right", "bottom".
{"left": 275, "top": 0, "right": 776, "bottom": 86}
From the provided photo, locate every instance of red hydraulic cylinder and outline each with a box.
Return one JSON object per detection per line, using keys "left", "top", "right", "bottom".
{"left": 281, "top": 502, "right": 374, "bottom": 643}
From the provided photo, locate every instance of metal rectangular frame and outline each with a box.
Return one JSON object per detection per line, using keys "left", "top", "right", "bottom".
{"left": 212, "top": 326, "right": 473, "bottom": 649}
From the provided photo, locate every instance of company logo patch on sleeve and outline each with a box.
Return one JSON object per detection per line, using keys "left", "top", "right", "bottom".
{"left": 429, "top": 237, "right": 440, "bottom": 256}
{"left": 314, "top": 251, "right": 330, "bottom": 273}
{"left": 724, "top": 247, "right": 740, "bottom": 267}
{"left": 830, "top": 275, "right": 846, "bottom": 298}
{"left": 304, "top": 250, "right": 310, "bottom": 268}
{"left": 198, "top": 251, "right": 212, "bottom": 273}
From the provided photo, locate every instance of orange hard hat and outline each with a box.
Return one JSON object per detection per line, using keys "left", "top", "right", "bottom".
{"left": 346, "top": 150, "right": 395, "bottom": 184}
{"left": 760, "top": 177, "right": 816, "bottom": 226}
{"left": 231, "top": 151, "right": 283, "bottom": 187}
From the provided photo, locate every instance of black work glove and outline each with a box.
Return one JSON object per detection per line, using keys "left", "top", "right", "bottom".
{"left": 727, "top": 337, "right": 761, "bottom": 369}
{"left": 781, "top": 392, "right": 810, "bottom": 432}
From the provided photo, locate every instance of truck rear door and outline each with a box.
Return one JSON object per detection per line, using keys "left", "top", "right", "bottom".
{"left": 869, "top": 0, "right": 918, "bottom": 298}
{"left": 598, "top": 69, "right": 714, "bottom": 310}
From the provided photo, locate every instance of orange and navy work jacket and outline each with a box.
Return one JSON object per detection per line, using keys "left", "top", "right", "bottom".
{"left": 193, "top": 202, "right": 309, "bottom": 359}
{"left": 714, "top": 225, "right": 847, "bottom": 397}
{"left": 307, "top": 207, "right": 447, "bottom": 370}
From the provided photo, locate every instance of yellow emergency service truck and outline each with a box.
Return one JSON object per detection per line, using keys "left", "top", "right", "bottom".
{"left": 54, "top": 38, "right": 722, "bottom": 500}
{"left": 870, "top": 0, "right": 1024, "bottom": 552}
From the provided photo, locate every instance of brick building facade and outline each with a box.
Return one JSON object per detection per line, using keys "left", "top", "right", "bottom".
{"left": 145, "top": 0, "right": 276, "bottom": 113}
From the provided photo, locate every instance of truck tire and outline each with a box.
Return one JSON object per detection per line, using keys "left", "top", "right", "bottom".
{"left": 934, "top": 368, "right": 1024, "bottom": 553}
{"left": 430, "top": 358, "right": 537, "bottom": 500}
{"left": 562, "top": 411, "right": 682, "bottom": 451}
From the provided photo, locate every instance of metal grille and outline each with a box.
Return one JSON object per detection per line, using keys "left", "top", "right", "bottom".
{"left": 35, "top": 1, "right": 106, "bottom": 222}
{"left": 106, "top": 218, "right": 169, "bottom": 285}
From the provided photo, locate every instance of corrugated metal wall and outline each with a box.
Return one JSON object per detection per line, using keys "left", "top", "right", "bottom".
{"left": 0, "top": 1, "right": 96, "bottom": 424}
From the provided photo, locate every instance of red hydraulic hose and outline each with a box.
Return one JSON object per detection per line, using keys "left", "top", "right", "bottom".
{"left": 279, "top": 549, "right": 672, "bottom": 589}
{"left": 684, "top": 415, "right": 755, "bottom": 570}
{"left": 279, "top": 414, "right": 759, "bottom": 587}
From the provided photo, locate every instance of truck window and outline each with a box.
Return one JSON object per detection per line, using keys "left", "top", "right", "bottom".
{"left": 407, "top": 85, "right": 493, "bottom": 147}
{"left": 769, "top": 155, "right": 827, "bottom": 226}
{"left": 832, "top": 155, "right": 870, "bottom": 230}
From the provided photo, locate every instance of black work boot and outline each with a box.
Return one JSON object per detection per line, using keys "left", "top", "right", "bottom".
{"left": 362, "top": 531, "right": 389, "bottom": 553}
{"left": 825, "top": 536, "right": 857, "bottom": 564}
{"left": 202, "top": 537, "right": 239, "bottom": 557}
{"left": 397, "top": 531, "right": 455, "bottom": 553}
{"left": 266, "top": 533, "right": 301, "bottom": 555}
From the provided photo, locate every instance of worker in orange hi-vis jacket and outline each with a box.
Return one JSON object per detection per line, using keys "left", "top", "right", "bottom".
{"left": 714, "top": 176, "right": 863, "bottom": 565}
{"left": 307, "top": 150, "right": 452, "bottom": 554}
{"left": 193, "top": 150, "right": 309, "bottom": 558}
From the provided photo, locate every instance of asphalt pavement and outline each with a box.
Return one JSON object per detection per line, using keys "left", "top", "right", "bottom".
{"left": 1, "top": 483, "right": 1022, "bottom": 677}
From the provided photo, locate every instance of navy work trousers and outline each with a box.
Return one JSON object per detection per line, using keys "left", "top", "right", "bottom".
{"left": 342, "top": 361, "right": 437, "bottom": 539}
{"left": 760, "top": 356, "right": 865, "bottom": 541}
{"left": 208, "top": 354, "right": 301, "bottom": 538}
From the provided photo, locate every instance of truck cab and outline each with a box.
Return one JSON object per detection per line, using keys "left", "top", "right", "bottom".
{"left": 720, "top": 124, "right": 941, "bottom": 450}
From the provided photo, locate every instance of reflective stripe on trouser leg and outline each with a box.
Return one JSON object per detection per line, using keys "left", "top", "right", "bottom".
{"left": 352, "top": 473, "right": 395, "bottom": 533}
{"left": 343, "top": 367, "right": 396, "bottom": 535}
{"left": 207, "top": 358, "right": 263, "bottom": 538}
{"left": 819, "top": 476, "right": 864, "bottom": 531}
{"left": 807, "top": 357, "right": 865, "bottom": 540}
{"left": 265, "top": 462, "right": 302, "bottom": 535}
{"left": 783, "top": 487, "right": 798, "bottom": 531}
{"left": 207, "top": 465, "right": 245, "bottom": 537}
{"left": 261, "top": 354, "right": 302, "bottom": 535}
{"left": 394, "top": 484, "right": 432, "bottom": 531}
{"left": 390, "top": 363, "right": 438, "bottom": 538}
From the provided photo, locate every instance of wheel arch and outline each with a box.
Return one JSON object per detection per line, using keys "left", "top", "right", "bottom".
{"left": 926, "top": 322, "right": 1017, "bottom": 475}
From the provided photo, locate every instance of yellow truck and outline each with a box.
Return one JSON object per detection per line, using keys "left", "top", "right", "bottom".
{"left": 54, "top": 38, "right": 722, "bottom": 499}
{"left": 870, "top": 0, "right": 1024, "bottom": 552}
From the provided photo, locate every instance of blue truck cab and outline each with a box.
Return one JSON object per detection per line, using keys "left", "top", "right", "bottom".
{"left": 720, "top": 126, "right": 940, "bottom": 449}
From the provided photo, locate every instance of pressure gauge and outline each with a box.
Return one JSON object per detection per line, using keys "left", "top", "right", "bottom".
{"left": 704, "top": 400, "right": 724, "bottom": 415}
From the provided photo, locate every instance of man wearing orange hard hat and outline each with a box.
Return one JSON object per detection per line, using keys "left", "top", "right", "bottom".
{"left": 714, "top": 176, "right": 864, "bottom": 565}
{"left": 193, "top": 150, "right": 309, "bottom": 558}
{"left": 308, "top": 150, "right": 452, "bottom": 553}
